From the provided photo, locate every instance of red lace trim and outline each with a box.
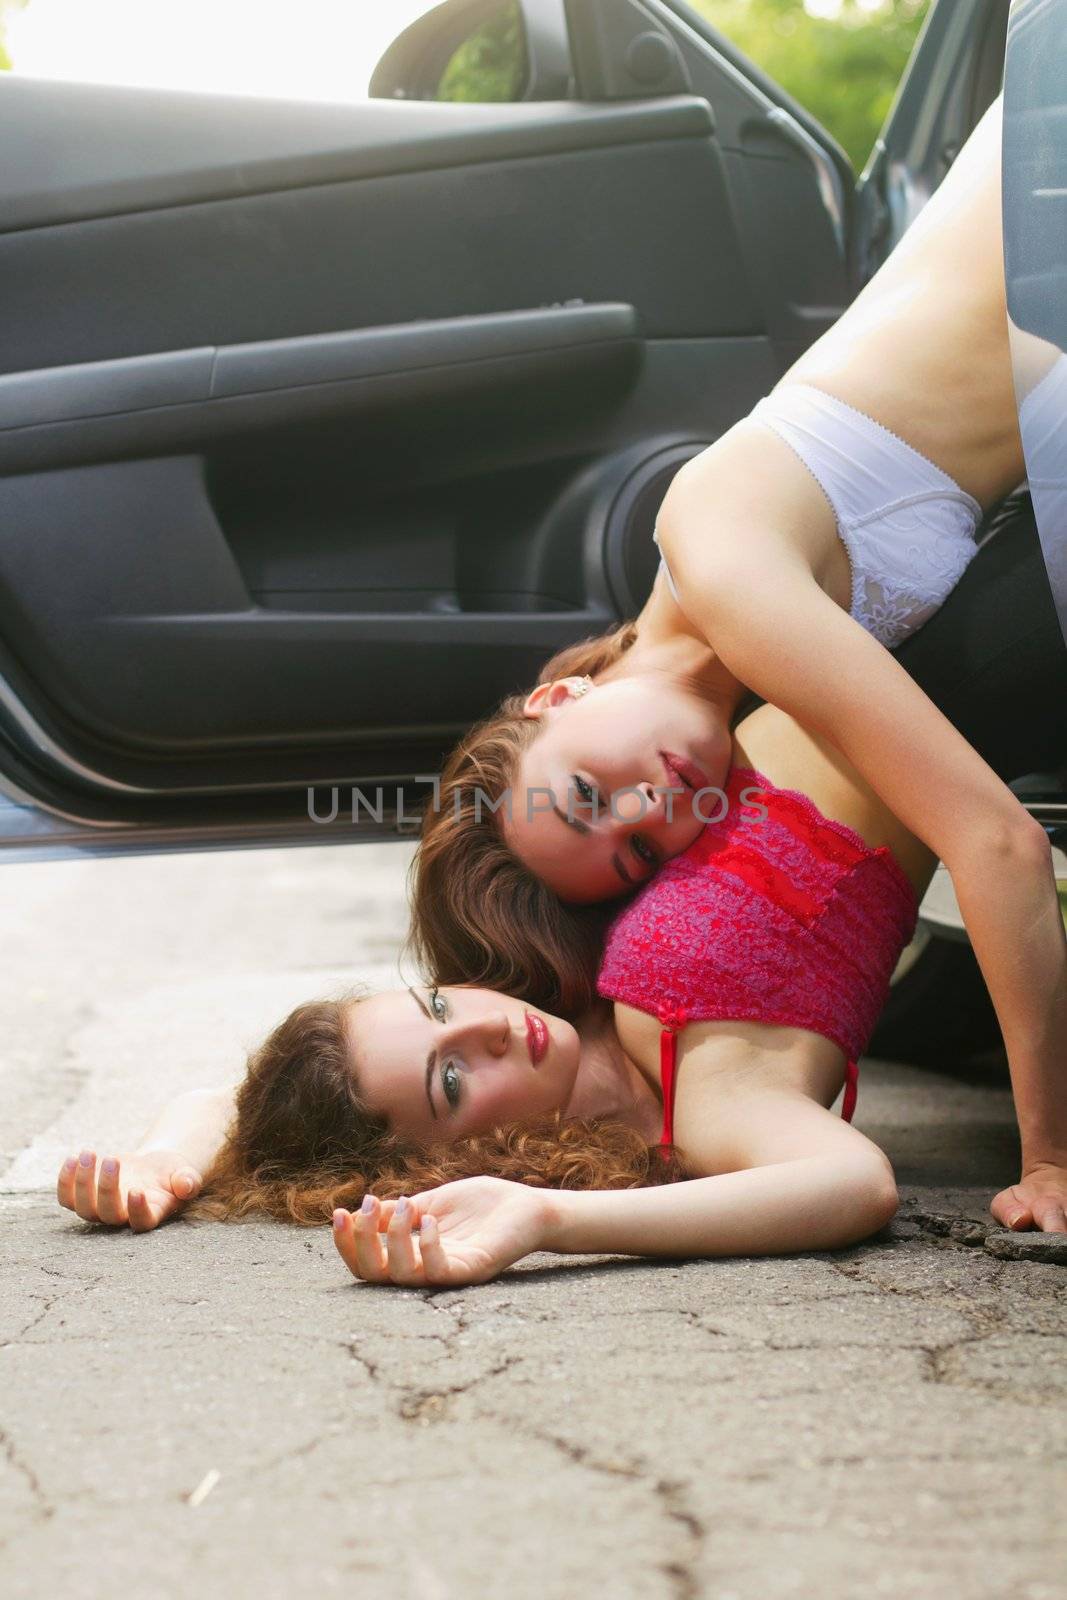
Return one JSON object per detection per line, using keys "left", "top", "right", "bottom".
{"left": 690, "top": 837, "right": 827, "bottom": 926}
{"left": 729, "top": 765, "right": 918, "bottom": 913}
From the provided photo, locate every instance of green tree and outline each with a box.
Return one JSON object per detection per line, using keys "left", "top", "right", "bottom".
{"left": 0, "top": 0, "right": 29, "bottom": 72}
{"left": 691, "top": 0, "right": 929, "bottom": 171}
{"left": 437, "top": 2, "right": 526, "bottom": 103}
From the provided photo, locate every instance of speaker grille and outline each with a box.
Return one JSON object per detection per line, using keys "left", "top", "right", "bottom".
{"left": 606, "top": 445, "right": 707, "bottom": 615}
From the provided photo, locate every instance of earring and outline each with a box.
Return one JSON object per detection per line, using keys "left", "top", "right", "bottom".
{"left": 572, "top": 677, "right": 593, "bottom": 698}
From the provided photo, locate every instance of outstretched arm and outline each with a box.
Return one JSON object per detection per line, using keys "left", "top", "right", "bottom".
{"left": 655, "top": 434, "right": 1067, "bottom": 1231}
{"left": 333, "top": 1091, "right": 898, "bottom": 1286}
{"left": 333, "top": 1158, "right": 896, "bottom": 1289}
{"left": 56, "top": 1085, "right": 237, "bottom": 1232}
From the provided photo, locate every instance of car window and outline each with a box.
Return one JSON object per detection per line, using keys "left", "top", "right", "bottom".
{"left": 690, "top": 0, "right": 931, "bottom": 172}
{"left": 0, "top": 0, "right": 457, "bottom": 101}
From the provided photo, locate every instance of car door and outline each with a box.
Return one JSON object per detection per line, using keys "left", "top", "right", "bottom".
{"left": 0, "top": 0, "right": 989, "bottom": 860}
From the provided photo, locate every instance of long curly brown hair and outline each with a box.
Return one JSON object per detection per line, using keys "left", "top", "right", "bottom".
{"left": 405, "top": 622, "right": 641, "bottom": 1018}
{"left": 187, "top": 990, "right": 682, "bottom": 1226}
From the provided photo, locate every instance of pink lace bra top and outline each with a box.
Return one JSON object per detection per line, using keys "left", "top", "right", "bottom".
{"left": 595, "top": 764, "right": 920, "bottom": 1150}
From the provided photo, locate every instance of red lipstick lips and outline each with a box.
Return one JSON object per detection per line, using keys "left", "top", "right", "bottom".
{"left": 525, "top": 1012, "right": 548, "bottom": 1066}
{"left": 660, "top": 750, "right": 711, "bottom": 792}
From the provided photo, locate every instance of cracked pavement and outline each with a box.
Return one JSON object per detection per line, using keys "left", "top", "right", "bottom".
{"left": 1, "top": 844, "right": 1065, "bottom": 1599}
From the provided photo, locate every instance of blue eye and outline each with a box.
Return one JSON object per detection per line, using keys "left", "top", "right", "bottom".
{"left": 441, "top": 1060, "right": 462, "bottom": 1108}
{"left": 572, "top": 774, "right": 601, "bottom": 808}
{"left": 430, "top": 987, "right": 448, "bottom": 1019}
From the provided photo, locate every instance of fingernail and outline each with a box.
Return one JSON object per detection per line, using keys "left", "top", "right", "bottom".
{"left": 78, "top": 1150, "right": 93, "bottom": 1167}
{"left": 1008, "top": 1212, "right": 1023, "bottom": 1228}
{"left": 61, "top": 1157, "right": 76, "bottom": 1173}
{"left": 420, "top": 1215, "right": 434, "bottom": 1235}
{"left": 100, "top": 1158, "right": 118, "bottom": 1177}
{"left": 396, "top": 1197, "right": 409, "bottom": 1220}
{"left": 360, "top": 1194, "right": 375, "bottom": 1215}
{"left": 332, "top": 1209, "right": 346, "bottom": 1230}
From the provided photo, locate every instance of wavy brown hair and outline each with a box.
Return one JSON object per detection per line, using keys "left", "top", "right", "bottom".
{"left": 406, "top": 621, "right": 641, "bottom": 1017}
{"left": 187, "top": 990, "right": 683, "bottom": 1226}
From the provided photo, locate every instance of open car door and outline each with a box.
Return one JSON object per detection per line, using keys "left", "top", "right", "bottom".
{"left": 0, "top": 0, "right": 1004, "bottom": 859}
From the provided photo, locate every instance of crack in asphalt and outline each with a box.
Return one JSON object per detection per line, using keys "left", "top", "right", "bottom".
{"left": 339, "top": 1297, "right": 712, "bottom": 1592}
{"left": 4, "top": 1203, "right": 1064, "bottom": 1594}
{"left": 12, "top": 1290, "right": 63, "bottom": 1342}
{"left": 465, "top": 1413, "right": 708, "bottom": 1600}
{"left": 652, "top": 1478, "right": 706, "bottom": 1600}
{"left": 344, "top": 1301, "right": 523, "bottom": 1425}
{"left": 826, "top": 1254, "right": 1065, "bottom": 1398}
{"left": 0, "top": 1425, "right": 55, "bottom": 1537}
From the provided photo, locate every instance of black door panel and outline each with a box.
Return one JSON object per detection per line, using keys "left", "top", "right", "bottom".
{"left": 0, "top": 115, "right": 756, "bottom": 378}
{"left": 0, "top": 76, "right": 714, "bottom": 231}
{"left": 0, "top": 333, "right": 773, "bottom": 784}
{"left": 0, "top": 16, "right": 846, "bottom": 830}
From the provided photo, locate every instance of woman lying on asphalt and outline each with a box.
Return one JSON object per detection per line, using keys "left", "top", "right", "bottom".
{"left": 410, "top": 95, "right": 1067, "bottom": 1235}
{"left": 56, "top": 663, "right": 1067, "bottom": 1278}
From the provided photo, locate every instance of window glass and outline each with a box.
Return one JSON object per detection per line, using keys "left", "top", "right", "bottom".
{"left": 0, "top": 0, "right": 447, "bottom": 101}
{"left": 691, "top": 0, "right": 931, "bottom": 172}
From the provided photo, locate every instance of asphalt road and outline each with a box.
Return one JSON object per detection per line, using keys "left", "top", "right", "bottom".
{"left": 1, "top": 843, "right": 1065, "bottom": 1600}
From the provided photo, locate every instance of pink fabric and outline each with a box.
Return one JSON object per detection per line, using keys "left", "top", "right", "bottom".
{"left": 596, "top": 765, "right": 918, "bottom": 1149}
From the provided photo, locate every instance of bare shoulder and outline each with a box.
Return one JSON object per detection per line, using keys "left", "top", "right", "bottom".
{"left": 673, "top": 1019, "right": 883, "bottom": 1177}
{"left": 612, "top": 999, "right": 891, "bottom": 1178}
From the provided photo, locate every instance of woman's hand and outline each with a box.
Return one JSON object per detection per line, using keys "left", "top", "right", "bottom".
{"left": 991, "top": 1164, "right": 1067, "bottom": 1234}
{"left": 56, "top": 1148, "right": 203, "bottom": 1232}
{"left": 332, "top": 1177, "right": 553, "bottom": 1287}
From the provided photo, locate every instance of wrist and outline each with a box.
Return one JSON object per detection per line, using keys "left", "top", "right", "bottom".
{"left": 1021, "top": 1151, "right": 1067, "bottom": 1176}
{"left": 1020, "top": 1122, "right": 1067, "bottom": 1171}
{"left": 537, "top": 1188, "right": 575, "bottom": 1253}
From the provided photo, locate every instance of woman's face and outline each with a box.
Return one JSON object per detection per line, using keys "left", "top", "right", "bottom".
{"left": 346, "top": 984, "right": 582, "bottom": 1145}
{"left": 503, "top": 676, "right": 732, "bottom": 903}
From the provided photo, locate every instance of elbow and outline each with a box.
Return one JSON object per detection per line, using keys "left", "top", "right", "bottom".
{"left": 1014, "top": 815, "right": 1055, "bottom": 869}
{"left": 868, "top": 1161, "right": 901, "bottom": 1234}
{"left": 947, "top": 809, "right": 1052, "bottom": 877}
{"left": 993, "top": 811, "right": 1052, "bottom": 867}
{"left": 842, "top": 1155, "right": 899, "bottom": 1244}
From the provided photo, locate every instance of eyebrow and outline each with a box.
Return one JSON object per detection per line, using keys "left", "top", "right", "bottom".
{"left": 550, "top": 804, "right": 636, "bottom": 888}
{"left": 612, "top": 852, "right": 637, "bottom": 887}
{"left": 407, "top": 986, "right": 438, "bottom": 1121}
{"left": 552, "top": 802, "right": 590, "bottom": 837}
